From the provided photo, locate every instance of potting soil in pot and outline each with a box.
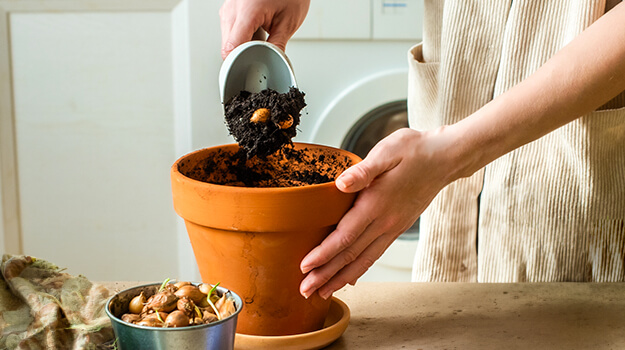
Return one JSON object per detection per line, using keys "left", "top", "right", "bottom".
{"left": 183, "top": 145, "right": 354, "bottom": 187}
{"left": 224, "top": 87, "right": 306, "bottom": 159}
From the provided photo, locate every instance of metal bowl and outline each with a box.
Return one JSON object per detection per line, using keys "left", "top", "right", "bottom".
{"left": 106, "top": 282, "right": 243, "bottom": 350}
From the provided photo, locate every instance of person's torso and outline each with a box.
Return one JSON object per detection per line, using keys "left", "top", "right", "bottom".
{"left": 409, "top": 0, "right": 625, "bottom": 282}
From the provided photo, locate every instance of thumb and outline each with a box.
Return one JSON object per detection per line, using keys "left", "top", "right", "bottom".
{"left": 335, "top": 156, "right": 396, "bottom": 193}
{"left": 267, "top": 31, "right": 290, "bottom": 53}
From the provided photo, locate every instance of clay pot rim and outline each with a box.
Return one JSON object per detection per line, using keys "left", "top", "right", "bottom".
{"left": 171, "top": 142, "right": 360, "bottom": 194}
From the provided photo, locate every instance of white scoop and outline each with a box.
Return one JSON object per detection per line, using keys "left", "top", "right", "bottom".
{"left": 219, "top": 41, "right": 298, "bottom": 106}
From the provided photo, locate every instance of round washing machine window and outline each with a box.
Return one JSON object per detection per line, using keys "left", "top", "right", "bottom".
{"left": 341, "top": 101, "right": 407, "bottom": 158}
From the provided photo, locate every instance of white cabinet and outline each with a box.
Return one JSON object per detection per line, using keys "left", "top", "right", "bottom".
{"left": 0, "top": 0, "right": 229, "bottom": 281}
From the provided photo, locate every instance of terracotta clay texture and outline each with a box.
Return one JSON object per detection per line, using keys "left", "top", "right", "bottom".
{"left": 170, "top": 143, "right": 361, "bottom": 336}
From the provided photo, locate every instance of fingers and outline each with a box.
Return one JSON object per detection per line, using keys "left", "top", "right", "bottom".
{"left": 299, "top": 182, "right": 403, "bottom": 298}
{"left": 301, "top": 233, "right": 393, "bottom": 299}
{"left": 300, "top": 192, "right": 376, "bottom": 275}
{"left": 266, "top": 31, "right": 290, "bottom": 53}
{"left": 263, "top": 11, "right": 296, "bottom": 53}
{"left": 319, "top": 235, "right": 393, "bottom": 298}
{"left": 219, "top": 2, "right": 236, "bottom": 59}
{"left": 265, "top": 0, "right": 310, "bottom": 52}
{"left": 219, "top": 0, "right": 264, "bottom": 59}
{"left": 336, "top": 142, "right": 400, "bottom": 193}
{"left": 221, "top": 17, "right": 260, "bottom": 59}
{"left": 220, "top": 0, "right": 311, "bottom": 59}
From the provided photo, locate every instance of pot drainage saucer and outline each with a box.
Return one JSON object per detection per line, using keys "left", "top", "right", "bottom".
{"left": 234, "top": 296, "right": 350, "bottom": 350}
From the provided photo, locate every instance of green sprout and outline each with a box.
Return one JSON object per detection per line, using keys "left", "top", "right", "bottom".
{"left": 155, "top": 309, "right": 164, "bottom": 323}
{"left": 209, "top": 282, "right": 220, "bottom": 297}
{"left": 206, "top": 282, "right": 222, "bottom": 320}
{"left": 158, "top": 278, "right": 171, "bottom": 292}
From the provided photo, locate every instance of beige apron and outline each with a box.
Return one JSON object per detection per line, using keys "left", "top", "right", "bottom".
{"left": 409, "top": 0, "right": 625, "bottom": 282}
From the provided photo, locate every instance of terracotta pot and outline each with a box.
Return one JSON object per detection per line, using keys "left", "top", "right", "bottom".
{"left": 170, "top": 143, "right": 360, "bottom": 336}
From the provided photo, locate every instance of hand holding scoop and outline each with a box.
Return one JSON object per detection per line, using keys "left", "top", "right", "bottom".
{"left": 219, "top": 30, "right": 298, "bottom": 106}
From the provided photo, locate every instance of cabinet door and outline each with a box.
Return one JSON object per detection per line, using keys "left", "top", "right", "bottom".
{"left": 0, "top": 0, "right": 228, "bottom": 281}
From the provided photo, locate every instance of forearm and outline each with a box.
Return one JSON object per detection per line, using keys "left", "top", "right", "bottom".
{"left": 447, "top": 2, "right": 625, "bottom": 180}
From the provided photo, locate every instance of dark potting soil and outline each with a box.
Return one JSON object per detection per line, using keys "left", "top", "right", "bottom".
{"left": 224, "top": 87, "right": 306, "bottom": 159}
{"left": 182, "top": 145, "right": 355, "bottom": 188}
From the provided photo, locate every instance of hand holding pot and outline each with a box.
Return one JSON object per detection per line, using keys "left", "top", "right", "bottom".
{"left": 219, "top": 0, "right": 310, "bottom": 59}
{"left": 299, "top": 127, "right": 468, "bottom": 299}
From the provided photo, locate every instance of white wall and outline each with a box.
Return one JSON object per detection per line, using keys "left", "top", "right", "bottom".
{"left": 177, "top": 0, "right": 233, "bottom": 282}
{"left": 0, "top": 0, "right": 231, "bottom": 282}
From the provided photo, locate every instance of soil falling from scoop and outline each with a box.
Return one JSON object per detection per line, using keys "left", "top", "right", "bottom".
{"left": 224, "top": 87, "right": 306, "bottom": 159}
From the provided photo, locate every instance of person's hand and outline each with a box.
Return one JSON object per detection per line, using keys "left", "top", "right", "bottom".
{"left": 219, "top": 0, "right": 310, "bottom": 59}
{"left": 299, "top": 127, "right": 467, "bottom": 299}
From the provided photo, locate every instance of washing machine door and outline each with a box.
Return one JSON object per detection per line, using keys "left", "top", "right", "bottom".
{"left": 309, "top": 69, "right": 418, "bottom": 281}
{"left": 310, "top": 69, "right": 408, "bottom": 147}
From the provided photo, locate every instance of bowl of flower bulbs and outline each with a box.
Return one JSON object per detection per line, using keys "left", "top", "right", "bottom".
{"left": 106, "top": 279, "right": 242, "bottom": 350}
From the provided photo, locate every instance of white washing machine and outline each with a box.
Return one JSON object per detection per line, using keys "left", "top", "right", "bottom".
{"left": 287, "top": 0, "right": 424, "bottom": 282}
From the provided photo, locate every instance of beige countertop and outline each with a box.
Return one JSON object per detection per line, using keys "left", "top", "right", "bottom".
{"left": 104, "top": 282, "right": 625, "bottom": 349}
